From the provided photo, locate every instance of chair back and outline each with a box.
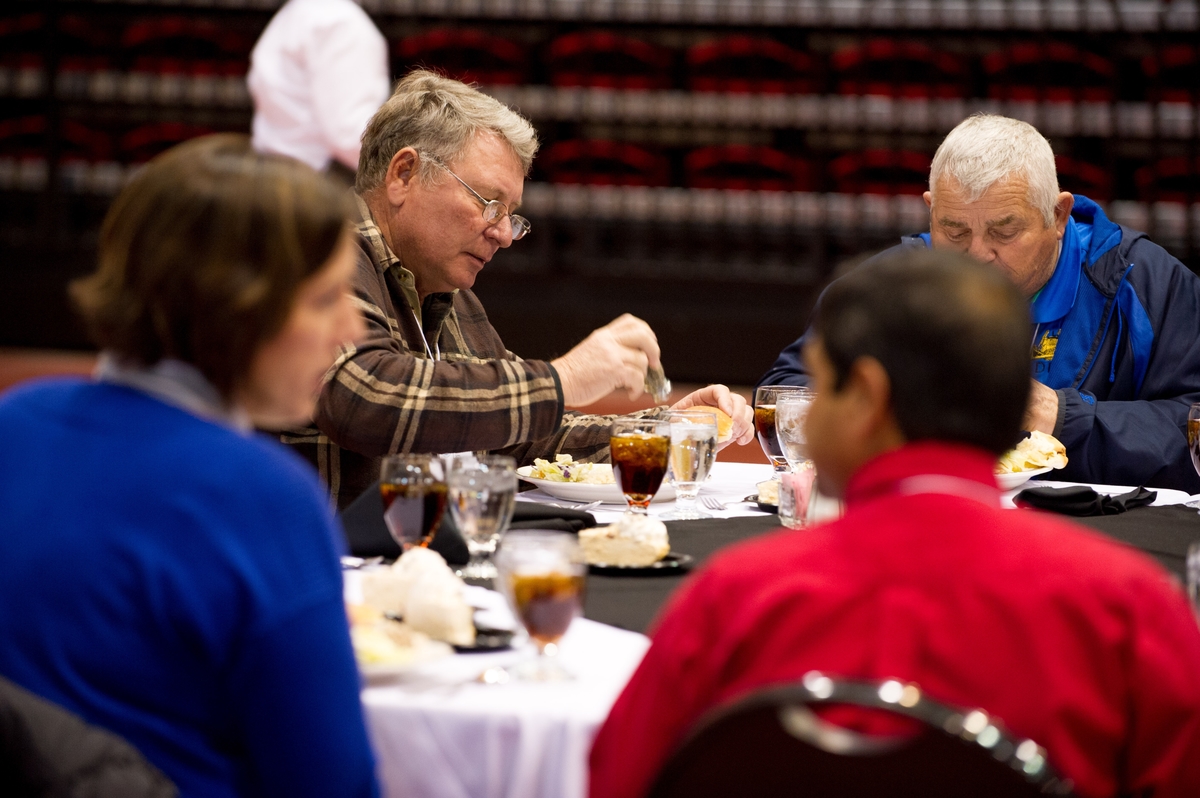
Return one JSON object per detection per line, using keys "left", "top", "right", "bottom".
{"left": 0, "top": 675, "right": 177, "bottom": 797}
{"left": 649, "top": 672, "right": 1075, "bottom": 798}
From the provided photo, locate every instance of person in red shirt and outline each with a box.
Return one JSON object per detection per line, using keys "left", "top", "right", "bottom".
{"left": 589, "top": 248, "right": 1200, "bottom": 798}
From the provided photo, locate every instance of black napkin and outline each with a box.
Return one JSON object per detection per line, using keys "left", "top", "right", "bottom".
{"left": 338, "top": 480, "right": 468, "bottom": 564}
{"left": 338, "top": 481, "right": 597, "bottom": 563}
{"left": 1015, "top": 485, "right": 1157, "bottom": 516}
{"left": 508, "top": 502, "right": 598, "bottom": 534}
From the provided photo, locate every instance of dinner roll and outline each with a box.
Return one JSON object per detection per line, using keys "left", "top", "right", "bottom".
{"left": 691, "top": 406, "right": 734, "bottom": 443}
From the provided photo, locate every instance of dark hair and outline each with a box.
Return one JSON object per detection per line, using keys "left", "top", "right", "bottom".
{"left": 71, "top": 134, "right": 351, "bottom": 399}
{"left": 813, "top": 248, "right": 1030, "bottom": 455}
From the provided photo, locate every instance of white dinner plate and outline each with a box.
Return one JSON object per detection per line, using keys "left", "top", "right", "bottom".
{"left": 357, "top": 640, "right": 454, "bottom": 683}
{"left": 995, "top": 465, "right": 1054, "bottom": 492}
{"left": 516, "top": 467, "right": 676, "bottom": 504}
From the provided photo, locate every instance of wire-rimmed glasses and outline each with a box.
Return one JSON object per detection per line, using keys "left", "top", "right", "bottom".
{"left": 423, "top": 154, "right": 530, "bottom": 240}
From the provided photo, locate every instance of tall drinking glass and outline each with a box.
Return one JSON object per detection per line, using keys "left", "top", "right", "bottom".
{"left": 495, "top": 530, "right": 586, "bottom": 681}
{"left": 755, "top": 385, "right": 809, "bottom": 473}
{"left": 447, "top": 455, "right": 517, "bottom": 585}
{"left": 1188, "top": 403, "right": 1200, "bottom": 487}
{"left": 610, "top": 416, "right": 671, "bottom": 514}
{"left": 776, "top": 390, "right": 817, "bottom": 529}
{"left": 662, "top": 410, "right": 718, "bottom": 520}
{"left": 379, "top": 454, "right": 448, "bottom": 551}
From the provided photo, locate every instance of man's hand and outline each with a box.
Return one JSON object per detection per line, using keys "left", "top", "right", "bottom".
{"left": 1023, "top": 379, "right": 1059, "bottom": 434}
{"left": 552, "top": 314, "right": 661, "bottom": 407}
{"left": 671, "top": 384, "right": 755, "bottom": 450}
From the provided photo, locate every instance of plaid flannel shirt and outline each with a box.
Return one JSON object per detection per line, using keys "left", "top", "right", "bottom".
{"left": 282, "top": 196, "right": 623, "bottom": 508}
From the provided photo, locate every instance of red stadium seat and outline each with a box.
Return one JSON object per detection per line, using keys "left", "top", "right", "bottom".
{"left": 983, "top": 42, "right": 1114, "bottom": 104}
{"left": 397, "top": 29, "right": 528, "bottom": 86}
{"left": 684, "top": 145, "right": 814, "bottom": 192}
{"left": 686, "top": 36, "right": 817, "bottom": 95}
{"left": 1136, "top": 157, "right": 1200, "bottom": 204}
{"left": 828, "top": 149, "right": 931, "bottom": 196}
{"left": 547, "top": 32, "right": 672, "bottom": 91}
{"left": 1142, "top": 45, "right": 1200, "bottom": 104}
{"left": 1055, "top": 156, "right": 1112, "bottom": 203}
{"left": 831, "top": 39, "right": 966, "bottom": 99}
{"left": 541, "top": 140, "right": 669, "bottom": 187}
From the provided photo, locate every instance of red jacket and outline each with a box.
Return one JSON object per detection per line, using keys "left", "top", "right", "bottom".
{"left": 589, "top": 441, "right": 1200, "bottom": 798}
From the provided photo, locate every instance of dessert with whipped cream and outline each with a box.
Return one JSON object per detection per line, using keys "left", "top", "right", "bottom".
{"left": 580, "top": 514, "right": 670, "bottom": 567}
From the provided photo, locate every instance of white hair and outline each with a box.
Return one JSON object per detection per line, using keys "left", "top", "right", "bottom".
{"left": 357, "top": 69, "right": 539, "bottom": 194}
{"left": 928, "top": 114, "right": 1060, "bottom": 227}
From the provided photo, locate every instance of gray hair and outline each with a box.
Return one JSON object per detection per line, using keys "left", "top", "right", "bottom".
{"left": 356, "top": 69, "right": 539, "bottom": 194}
{"left": 929, "top": 114, "right": 1060, "bottom": 227}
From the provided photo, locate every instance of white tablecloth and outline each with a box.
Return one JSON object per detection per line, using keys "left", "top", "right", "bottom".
{"left": 361, "top": 462, "right": 1195, "bottom": 798}
{"left": 517, "top": 460, "right": 1198, "bottom": 522}
{"left": 360, "top": 587, "right": 649, "bottom": 798}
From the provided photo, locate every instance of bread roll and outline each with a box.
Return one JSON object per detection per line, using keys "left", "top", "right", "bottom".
{"left": 690, "top": 406, "right": 734, "bottom": 443}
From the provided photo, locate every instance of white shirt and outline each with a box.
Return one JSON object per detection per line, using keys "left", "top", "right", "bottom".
{"left": 248, "top": 0, "right": 390, "bottom": 172}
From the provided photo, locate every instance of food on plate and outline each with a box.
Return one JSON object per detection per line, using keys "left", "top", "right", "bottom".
{"left": 359, "top": 547, "right": 475, "bottom": 646}
{"left": 996, "top": 431, "right": 1069, "bottom": 474}
{"left": 346, "top": 603, "right": 451, "bottom": 666}
{"left": 756, "top": 478, "right": 780, "bottom": 507}
{"left": 580, "top": 514, "right": 670, "bottom": 566}
{"left": 527, "top": 454, "right": 614, "bottom": 484}
{"left": 684, "top": 405, "right": 734, "bottom": 443}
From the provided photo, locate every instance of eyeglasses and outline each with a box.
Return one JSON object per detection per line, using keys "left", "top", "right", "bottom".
{"left": 424, "top": 155, "right": 531, "bottom": 241}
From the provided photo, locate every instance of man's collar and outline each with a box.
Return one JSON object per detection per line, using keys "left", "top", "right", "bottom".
{"left": 1029, "top": 216, "right": 1082, "bottom": 324}
{"left": 843, "top": 441, "right": 1000, "bottom": 507}
{"left": 354, "top": 193, "right": 459, "bottom": 325}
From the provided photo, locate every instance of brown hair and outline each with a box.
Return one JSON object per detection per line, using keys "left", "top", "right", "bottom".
{"left": 71, "top": 134, "right": 351, "bottom": 399}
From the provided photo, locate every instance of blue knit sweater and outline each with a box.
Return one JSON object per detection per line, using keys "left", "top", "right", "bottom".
{"left": 0, "top": 378, "right": 378, "bottom": 797}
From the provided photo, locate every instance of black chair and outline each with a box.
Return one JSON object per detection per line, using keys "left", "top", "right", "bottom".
{"left": 0, "top": 676, "right": 177, "bottom": 797}
{"left": 649, "top": 672, "right": 1075, "bottom": 798}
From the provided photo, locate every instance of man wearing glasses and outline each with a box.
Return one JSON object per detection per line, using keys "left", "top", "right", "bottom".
{"left": 283, "top": 69, "right": 752, "bottom": 508}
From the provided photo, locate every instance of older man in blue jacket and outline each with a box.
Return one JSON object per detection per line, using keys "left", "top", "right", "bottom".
{"left": 759, "top": 114, "right": 1200, "bottom": 492}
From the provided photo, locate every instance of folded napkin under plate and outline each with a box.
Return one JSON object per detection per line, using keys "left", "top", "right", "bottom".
{"left": 340, "top": 480, "right": 597, "bottom": 564}
{"left": 1014, "top": 485, "right": 1157, "bottom": 516}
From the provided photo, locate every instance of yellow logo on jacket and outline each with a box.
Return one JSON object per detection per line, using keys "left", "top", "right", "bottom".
{"left": 1033, "top": 329, "right": 1059, "bottom": 361}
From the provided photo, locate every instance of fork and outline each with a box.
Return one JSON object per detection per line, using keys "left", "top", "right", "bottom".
{"left": 700, "top": 497, "right": 728, "bottom": 512}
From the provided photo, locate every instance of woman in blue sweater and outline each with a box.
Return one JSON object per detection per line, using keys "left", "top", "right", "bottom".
{"left": 0, "top": 135, "right": 375, "bottom": 797}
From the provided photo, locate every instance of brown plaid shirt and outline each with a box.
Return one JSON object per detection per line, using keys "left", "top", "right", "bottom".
{"left": 282, "top": 196, "right": 625, "bottom": 508}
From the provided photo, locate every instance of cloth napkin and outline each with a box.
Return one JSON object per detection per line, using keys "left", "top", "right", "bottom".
{"left": 508, "top": 502, "right": 598, "bottom": 534}
{"left": 1014, "top": 485, "right": 1157, "bottom": 516}
{"left": 339, "top": 481, "right": 597, "bottom": 563}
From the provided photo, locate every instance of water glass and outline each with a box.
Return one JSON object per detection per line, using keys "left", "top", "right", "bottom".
{"left": 610, "top": 416, "right": 671, "bottom": 514}
{"left": 775, "top": 389, "right": 816, "bottom": 472}
{"left": 495, "top": 530, "right": 586, "bottom": 681}
{"left": 778, "top": 463, "right": 817, "bottom": 529}
{"left": 447, "top": 455, "right": 517, "bottom": 585}
{"left": 662, "top": 410, "right": 718, "bottom": 520}
{"left": 379, "top": 454, "right": 447, "bottom": 551}
{"left": 755, "top": 384, "right": 811, "bottom": 473}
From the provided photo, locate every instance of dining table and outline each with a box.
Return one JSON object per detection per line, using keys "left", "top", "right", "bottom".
{"left": 346, "top": 460, "right": 1200, "bottom": 798}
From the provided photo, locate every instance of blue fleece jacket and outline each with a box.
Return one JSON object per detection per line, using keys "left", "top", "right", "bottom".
{"left": 0, "top": 378, "right": 379, "bottom": 797}
{"left": 757, "top": 196, "right": 1200, "bottom": 493}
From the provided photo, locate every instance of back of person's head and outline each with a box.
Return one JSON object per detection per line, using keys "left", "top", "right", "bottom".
{"left": 929, "top": 114, "right": 1060, "bottom": 227}
{"left": 356, "top": 68, "right": 539, "bottom": 193}
{"left": 813, "top": 248, "right": 1029, "bottom": 455}
{"left": 71, "top": 133, "right": 351, "bottom": 400}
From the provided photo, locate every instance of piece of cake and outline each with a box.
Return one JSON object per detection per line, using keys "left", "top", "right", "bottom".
{"left": 756, "top": 478, "right": 780, "bottom": 507}
{"left": 580, "top": 514, "right": 670, "bottom": 566}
